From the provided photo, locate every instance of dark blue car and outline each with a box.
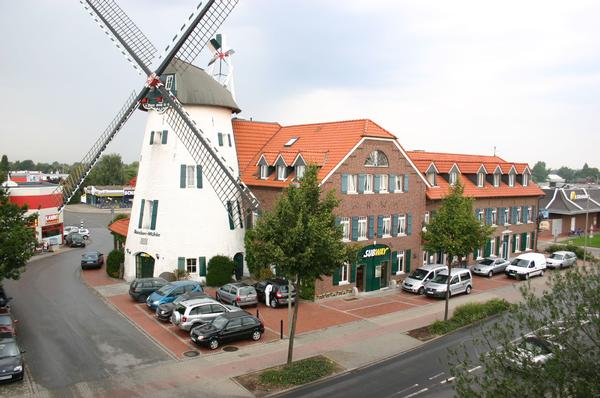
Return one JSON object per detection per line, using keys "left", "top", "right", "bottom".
{"left": 146, "top": 280, "right": 202, "bottom": 310}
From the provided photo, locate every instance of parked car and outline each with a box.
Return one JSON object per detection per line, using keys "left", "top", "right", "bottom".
{"left": 0, "top": 314, "right": 17, "bottom": 338}
{"left": 65, "top": 232, "right": 85, "bottom": 248}
{"left": 216, "top": 282, "right": 258, "bottom": 307}
{"left": 546, "top": 251, "right": 577, "bottom": 269}
{"left": 190, "top": 311, "right": 264, "bottom": 350}
{"left": 254, "top": 278, "right": 296, "bottom": 308}
{"left": 171, "top": 298, "right": 242, "bottom": 331}
{"left": 505, "top": 253, "right": 546, "bottom": 280}
{"left": 510, "top": 335, "right": 561, "bottom": 367}
{"left": 0, "top": 287, "right": 11, "bottom": 309}
{"left": 401, "top": 264, "right": 447, "bottom": 295}
{"left": 0, "top": 338, "right": 24, "bottom": 382}
{"left": 156, "top": 291, "right": 208, "bottom": 321}
{"left": 146, "top": 280, "right": 203, "bottom": 310}
{"left": 129, "top": 277, "right": 168, "bottom": 303}
{"left": 471, "top": 257, "right": 510, "bottom": 277}
{"left": 63, "top": 226, "right": 90, "bottom": 240}
{"left": 424, "top": 268, "right": 473, "bottom": 298}
{"left": 80, "top": 251, "right": 104, "bottom": 270}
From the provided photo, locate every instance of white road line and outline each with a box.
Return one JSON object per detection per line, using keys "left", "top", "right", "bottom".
{"left": 428, "top": 372, "right": 444, "bottom": 380}
{"left": 440, "top": 376, "right": 455, "bottom": 384}
{"left": 468, "top": 365, "right": 482, "bottom": 373}
{"left": 393, "top": 384, "right": 419, "bottom": 395}
{"left": 403, "top": 388, "right": 429, "bottom": 398}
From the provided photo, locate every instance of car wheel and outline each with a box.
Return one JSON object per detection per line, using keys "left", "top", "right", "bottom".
{"left": 488, "top": 271, "right": 493, "bottom": 278}
{"left": 270, "top": 299, "right": 277, "bottom": 308}
{"left": 417, "top": 287, "right": 424, "bottom": 295}
{"left": 525, "top": 273, "right": 530, "bottom": 280}
{"left": 215, "top": 293, "right": 220, "bottom": 302}
{"left": 540, "top": 269, "right": 544, "bottom": 277}
{"left": 465, "top": 285, "right": 472, "bottom": 295}
{"left": 138, "top": 294, "right": 147, "bottom": 303}
{"left": 560, "top": 263, "right": 564, "bottom": 269}
{"left": 251, "top": 330, "right": 262, "bottom": 341}
{"left": 209, "top": 338, "right": 219, "bottom": 350}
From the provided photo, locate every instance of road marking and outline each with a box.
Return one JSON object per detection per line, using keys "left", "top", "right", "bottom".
{"left": 440, "top": 376, "right": 455, "bottom": 384}
{"left": 468, "top": 365, "right": 482, "bottom": 373}
{"left": 403, "top": 388, "right": 429, "bottom": 398}
{"left": 428, "top": 372, "right": 444, "bottom": 380}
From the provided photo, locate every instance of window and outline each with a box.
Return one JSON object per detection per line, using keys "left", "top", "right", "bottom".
{"left": 364, "top": 174, "right": 373, "bottom": 193}
{"left": 476, "top": 247, "right": 482, "bottom": 259}
{"left": 358, "top": 217, "right": 367, "bottom": 240}
{"left": 523, "top": 172, "right": 529, "bottom": 187}
{"left": 490, "top": 239, "right": 495, "bottom": 256}
{"left": 427, "top": 172, "right": 436, "bottom": 186}
{"left": 527, "top": 206, "right": 533, "bottom": 223}
{"left": 284, "top": 137, "right": 299, "bottom": 147}
{"left": 260, "top": 164, "right": 268, "bottom": 179}
{"left": 477, "top": 172, "right": 485, "bottom": 187}
{"left": 395, "top": 176, "right": 403, "bottom": 192}
{"left": 141, "top": 200, "right": 157, "bottom": 229}
{"left": 340, "top": 263, "right": 349, "bottom": 284}
{"left": 165, "top": 75, "right": 174, "bottom": 90}
{"left": 492, "top": 209, "right": 497, "bottom": 225}
{"left": 422, "top": 251, "right": 428, "bottom": 266}
{"left": 380, "top": 174, "right": 389, "bottom": 193}
{"left": 277, "top": 165, "right": 286, "bottom": 181}
{"left": 397, "top": 251, "right": 405, "bottom": 273}
{"left": 296, "top": 165, "right": 306, "bottom": 179}
{"left": 365, "top": 150, "right": 389, "bottom": 167}
{"left": 515, "top": 234, "right": 521, "bottom": 252}
{"left": 449, "top": 171, "right": 458, "bottom": 185}
{"left": 398, "top": 214, "right": 406, "bottom": 236}
{"left": 493, "top": 173, "right": 501, "bottom": 187}
{"left": 382, "top": 216, "right": 391, "bottom": 237}
{"left": 227, "top": 134, "right": 232, "bottom": 147}
{"left": 347, "top": 175, "right": 358, "bottom": 194}
{"left": 504, "top": 208, "right": 510, "bottom": 225}
{"left": 517, "top": 207, "right": 522, "bottom": 224}
{"left": 341, "top": 217, "right": 350, "bottom": 241}
{"left": 477, "top": 209, "right": 483, "bottom": 223}
{"left": 186, "top": 165, "right": 195, "bottom": 188}
{"left": 509, "top": 172, "right": 516, "bottom": 187}
{"left": 424, "top": 211, "right": 430, "bottom": 225}
{"left": 186, "top": 258, "right": 197, "bottom": 273}
{"left": 526, "top": 234, "right": 531, "bottom": 250}
{"left": 218, "top": 132, "right": 224, "bottom": 147}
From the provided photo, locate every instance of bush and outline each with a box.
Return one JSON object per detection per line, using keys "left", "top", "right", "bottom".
{"left": 206, "top": 255, "right": 235, "bottom": 287}
{"left": 106, "top": 249, "right": 124, "bottom": 278}
{"left": 256, "top": 267, "right": 274, "bottom": 281}
{"left": 259, "top": 356, "right": 336, "bottom": 386}
{"left": 299, "top": 278, "right": 315, "bottom": 301}
{"left": 430, "top": 299, "right": 510, "bottom": 335}
{"left": 173, "top": 269, "right": 189, "bottom": 281}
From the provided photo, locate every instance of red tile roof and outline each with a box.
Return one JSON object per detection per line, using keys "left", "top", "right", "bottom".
{"left": 233, "top": 119, "right": 396, "bottom": 187}
{"left": 108, "top": 217, "right": 130, "bottom": 237}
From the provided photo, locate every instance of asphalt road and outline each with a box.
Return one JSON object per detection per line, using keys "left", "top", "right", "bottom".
{"left": 3, "top": 209, "right": 169, "bottom": 391}
{"left": 279, "top": 318, "right": 500, "bottom": 398}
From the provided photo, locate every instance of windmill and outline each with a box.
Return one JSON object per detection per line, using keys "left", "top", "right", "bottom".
{"left": 206, "top": 33, "right": 236, "bottom": 98}
{"left": 55, "top": 0, "right": 259, "bottom": 280}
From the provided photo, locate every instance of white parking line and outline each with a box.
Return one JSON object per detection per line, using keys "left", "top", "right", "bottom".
{"left": 392, "top": 383, "right": 419, "bottom": 395}
{"left": 428, "top": 372, "right": 444, "bottom": 380}
{"left": 403, "top": 388, "right": 429, "bottom": 398}
{"left": 468, "top": 365, "right": 482, "bottom": 373}
{"left": 440, "top": 376, "right": 455, "bottom": 384}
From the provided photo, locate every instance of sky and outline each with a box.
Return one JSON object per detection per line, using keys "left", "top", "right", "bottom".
{"left": 1, "top": 0, "right": 599, "bottom": 169}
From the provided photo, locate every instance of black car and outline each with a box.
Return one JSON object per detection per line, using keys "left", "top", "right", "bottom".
{"left": 254, "top": 278, "right": 297, "bottom": 308}
{"left": 190, "top": 311, "right": 264, "bottom": 350}
{"left": 129, "top": 277, "right": 168, "bottom": 303}
{"left": 155, "top": 291, "right": 208, "bottom": 321}
{"left": 81, "top": 251, "right": 104, "bottom": 270}
{"left": 65, "top": 232, "right": 85, "bottom": 248}
{"left": 0, "top": 338, "right": 24, "bottom": 382}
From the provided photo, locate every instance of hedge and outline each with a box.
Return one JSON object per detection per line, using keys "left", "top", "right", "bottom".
{"left": 259, "top": 357, "right": 336, "bottom": 386}
{"left": 106, "top": 249, "right": 124, "bottom": 278}
{"left": 206, "top": 255, "right": 235, "bottom": 287}
{"left": 430, "top": 298, "right": 511, "bottom": 335}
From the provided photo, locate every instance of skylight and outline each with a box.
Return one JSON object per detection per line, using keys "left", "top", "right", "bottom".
{"left": 284, "top": 137, "right": 299, "bottom": 147}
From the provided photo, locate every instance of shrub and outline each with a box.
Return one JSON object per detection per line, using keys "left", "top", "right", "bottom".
{"left": 206, "top": 255, "right": 235, "bottom": 287}
{"left": 545, "top": 243, "right": 593, "bottom": 260}
{"left": 106, "top": 249, "right": 124, "bottom": 278}
{"left": 430, "top": 299, "right": 510, "bottom": 335}
{"left": 299, "top": 278, "right": 315, "bottom": 301}
{"left": 256, "top": 267, "right": 274, "bottom": 281}
{"left": 173, "top": 269, "right": 189, "bottom": 281}
{"left": 259, "top": 356, "right": 336, "bottom": 386}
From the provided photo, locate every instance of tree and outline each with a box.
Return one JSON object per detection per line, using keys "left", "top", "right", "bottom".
{"left": 0, "top": 155, "right": 9, "bottom": 182}
{"left": 449, "top": 263, "right": 600, "bottom": 397}
{"left": 0, "top": 189, "right": 37, "bottom": 281}
{"left": 556, "top": 166, "right": 575, "bottom": 183}
{"left": 14, "top": 160, "right": 35, "bottom": 171}
{"left": 86, "top": 154, "right": 125, "bottom": 186}
{"left": 422, "top": 182, "right": 493, "bottom": 320}
{"left": 123, "top": 161, "right": 139, "bottom": 183}
{"left": 531, "top": 161, "right": 549, "bottom": 183}
{"left": 245, "top": 165, "right": 346, "bottom": 365}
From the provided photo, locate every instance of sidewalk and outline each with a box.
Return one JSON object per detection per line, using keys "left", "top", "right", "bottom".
{"left": 64, "top": 204, "right": 132, "bottom": 214}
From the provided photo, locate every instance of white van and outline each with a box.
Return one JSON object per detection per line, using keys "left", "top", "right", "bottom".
{"left": 424, "top": 268, "right": 473, "bottom": 298}
{"left": 504, "top": 253, "right": 546, "bottom": 280}
{"left": 401, "top": 264, "right": 448, "bottom": 295}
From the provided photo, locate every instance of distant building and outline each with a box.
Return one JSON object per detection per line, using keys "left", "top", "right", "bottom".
{"left": 546, "top": 174, "right": 566, "bottom": 188}
{"left": 539, "top": 187, "right": 600, "bottom": 238}
{"left": 84, "top": 185, "right": 134, "bottom": 208}
{"left": 9, "top": 170, "right": 69, "bottom": 184}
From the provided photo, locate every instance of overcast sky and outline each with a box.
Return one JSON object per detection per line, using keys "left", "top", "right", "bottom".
{"left": 1, "top": 0, "right": 599, "bottom": 169}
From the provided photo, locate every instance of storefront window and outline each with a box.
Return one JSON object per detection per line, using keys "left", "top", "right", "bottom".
{"left": 42, "top": 225, "right": 61, "bottom": 238}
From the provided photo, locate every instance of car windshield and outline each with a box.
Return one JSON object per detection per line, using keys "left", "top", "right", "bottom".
{"left": 173, "top": 295, "right": 188, "bottom": 304}
{"left": 212, "top": 317, "right": 228, "bottom": 330}
{"left": 510, "top": 259, "right": 531, "bottom": 267}
{"left": 549, "top": 254, "right": 564, "bottom": 260}
{"left": 156, "top": 285, "right": 173, "bottom": 295}
{"left": 239, "top": 287, "right": 255, "bottom": 295}
{"left": 0, "top": 316, "right": 11, "bottom": 326}
{"left": 431, "top": 274, "right": 448, "bottom": 283}
{"left": 409, "top": 269, "right": 429, "bottom": 280}
{"left": 82, "top": 253, "right": 98, "bottom": 260}
{"left": 278, "top": 284, "right": 294, "bottom": 293}
{"left": 479, "top": 259, "right": 494, "bottom": 266}
{"left": 0, "top": 342, "right": 19, "bottom": 358}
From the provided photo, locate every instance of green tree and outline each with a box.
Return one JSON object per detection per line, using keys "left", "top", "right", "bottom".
{"left": 0, "top": 189, "right": 37, "bottom": 281}
{"left": 86, "top": 154, "right": 125, "bottom": 186}
{"left": 531, "top": 161, "right": 549, "bottom": 183}
{"left": 0, "top": 155, "right": 9, "bottom": 182}
{"left": 556, "top": 166, "right": 575, "bottom": 183}
{"left": 123, "top": 161, "right": 139, "bottom": 183}
{"left": 450, "top": 264, "right": 600, "bottom": 397}
{"left": 15, "top": 160, "right": 35, "bottom": 171}
{"left": 245, "top": 165, "right": 346, "bottom": 365}
{"left": 422, "top": 182, "right": 493, "bottom": 320}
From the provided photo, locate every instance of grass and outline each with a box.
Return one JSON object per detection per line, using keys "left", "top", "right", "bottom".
{"left": 258, "top": 356, "right": 337, "bottom": 386}
{"left": 429, "top": 299, "right": 511, "bottom": 335}
{"left": 563, "top": 234, "right": 600, "bottom": 249}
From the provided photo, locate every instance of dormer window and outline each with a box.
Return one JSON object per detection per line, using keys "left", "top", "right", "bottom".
{"left": 509, "top": 172, "right": 516, "bottom": 187}
{"left": 522, "top": 172, "right": 530, "bottom": 187}
{"left": 365, "top": 150, "right": 389, "bottom": 167}
{"left": 296, "top": 165, "right": 306, "bottom": 179}
{"left": 277, "top": 165, "right": 286, "bottom": 181}
{"left": 449, "top": 171, "right": 458, "bottom": 186}
{"left": 493, "top": 173, "right": 501, "bottom": 187}
{"left": 260, "top": 164, "right": 268, "bottom": 179}
{"left": 477, "top": 172, "right": 485, "bottom": 187}
{"left": 427, "top": 171, "right": 436, "bottom": 186}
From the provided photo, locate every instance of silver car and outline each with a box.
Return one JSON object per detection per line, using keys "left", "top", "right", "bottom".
{"left": 215, "top": 282, "right": 258, "bottom": 307}
{"left": 170, "top": 298, "right": 242, "bottom": 332}
{"left": 546, "top": 251, "right": 577, "bottom": 269}
{"left": 424, "top": 268, "right": 473, "bottom": 298}
{"left": 471, "top": 257, "right": 510, "bottom": 277}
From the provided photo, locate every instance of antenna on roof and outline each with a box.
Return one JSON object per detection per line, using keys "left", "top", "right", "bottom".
{"left": 493, "top": 146, "right": 497, "bottom": 156}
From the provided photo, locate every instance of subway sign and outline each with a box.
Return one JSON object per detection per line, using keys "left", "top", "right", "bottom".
{"left": 359, "top": 244, "right": 390, "bottom": 259}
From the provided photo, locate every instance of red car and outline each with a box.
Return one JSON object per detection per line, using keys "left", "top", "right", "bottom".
{"left": 0, "top": 313, "right": 17, "bottom": 338}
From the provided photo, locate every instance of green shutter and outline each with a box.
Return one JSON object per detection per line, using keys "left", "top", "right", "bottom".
{"left": 374, "top": 175, "right": 380, "bottom": 193}
{"left": 196, "top": 165, "right": 203, "bottom": 188}
{"left": 341, "top": 174, "right": 348, "bottom": 194}
{"left": 177, "top": 257, "right": 185, "bottom": 271}
{"left": 351, "top": 217, "right": 359, "bottom": 241}
{"left": 368, "top": 215, "right": 374, "bottom": 239}
{"left": 484, "top": 240, "right": 491, "bottom": 257}
{"left": 531, "top": 232, "right": 535, "bottom": 251}
{"left": 335, "top": 217, "right": 341, "bottom": 226}
{"left": 495, "top": 237, "right": 501, "bottom": 256}
{"left": 377, "top": 215, "right": 383, "bottom": 237}
{"left": 389, "top": 175, "right": 395, "bottom": 193}
{"left": 391, "top": 215, "right": 398, "bottom": 237}
{"left": 138, "top": 199, "right": 145, "bottom": 228}
{"left": 358, "top": 174, "right": 366, "bottom": 193}
{"left": 332, "top": 266, "right": 341, "bottom": 286}
{"left": 521, "top": 233, "right": 527, "bottom": 251}
{"left": 150, "top": 131, "right": 154, "bottom": 145}
{"left": 512, "top": 235, "right": 517, "bottom": 253}
{"left": 180, "top": 165, "right": 186, "bottom": 188}
{"left": 407, "top": 214, "right": 413, "bottom": 235}
{"left": 405, "top": 250, "right": 412, "bottom": 272}
{"left": 403, "top": 174, "right": 409, "bottom": 192}
{"left": 199, "top": 257, "right": 207, "bottom": 276}
{"left": 227, "top": 133, "right": 232, "bottom": 147}
{"left": 161, "top": 130, "right": 168, "bottom": 144}
{"left": 218, "top": 132, "right": 223, "bottom": 146}
{"left": 391, "top": 251, "right": 398, "bottom": 273}
{"left": 150, "top": 200, "right": 158, "bottom": 230}
{"left": 237, "top": 201, "right": 244, "bottom": 229}
{"left": 350, "top": 263, "right": 356, "bottom": 283}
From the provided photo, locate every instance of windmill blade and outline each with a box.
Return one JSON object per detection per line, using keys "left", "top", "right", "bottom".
{"left": 156, "top": 85, "right": 259, "bottom": 227}
{"left": 81, "top": 0, "right": 157, "bottom": 75}
{"left": 54, "top": 90, "right": 143, "bottom": 210}
{"left": 207, "top": 53, "right": 220, "bottom": 66}
{"left": 157, "top": 0, "right": 239, "bottom": 75}
{"left": 209, "top": 34, "right": 222, "bottom": 52}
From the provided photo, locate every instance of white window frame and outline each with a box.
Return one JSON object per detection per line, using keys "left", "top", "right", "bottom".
{"left": 527, "top": 206, "right": 533, "bottom": 223}
{"left": 396, "top": 250, "right": 405, "bottom": 274}
{"left": 526, "top": 234, "right": 531, "bottom": 251}
{"left": 490, "top": 239, "right": 495, "bottom": 256}
{"left": 341, "top": 217, "right": 350, "bottom": 242}
{"left": 382, "top": 216, "right": 391, "bottom": 237}
{"left": 296, "top": 165, "right": 306, "bottom": 179}
{"left": 477, "top": 172, "right": 485, "bottom": 187}
{"left": 477, "top": 209, "right": 483, "bottom": 223}
{"left": 398, "top": 214, "right": 406, "bottom": 236}
{"left": 186, "top": 258, "right": 197, "bottom": 274}
{"left": 492, "top": 209, "right": 497, "bottom": 226}
{"left": 260, "top": 164, "right": 268, "bottom": 180}
{"left": 165, "top": 75, "right": 174, "bottom": 90}
{"left": 493, "top": 173, "right": 500, "bottom": 187}
{"left": 476, "top": 247, "right": 483, "bottom": 260}
{"left": 277, "top": 165, "right": 286, "bottom": 181}
{"left": 395, "top": 176, "right": 403, "bottom": 192}
{"left": 347, "top": 175, "right": 358, "bottom": 194}
{"left": 142, "top": 200, "right": 154, "bottom": 229}
{"left": 504, "top": 208, "right": 510, "bottom": 225}
{"left": 422, "top": 251, "right": 428, "bottom": 266}
{"left": 427, "top": 172, "right": 436, "bottom": 186}
{"left": 380, "top": 174, "right": 389, "bottom": 193}
{"left": 424, "top": 211, "right": 430, "bottom": 225}
{"left": 515, "top": 234, "right": 521, "bottom": 253}
{"left": 153, "top": 130, "right": 163, "bottom": 145}
{"left": 186, "top": 165, "right": 196, "bottom": 188}
{"left": 509, "top": 173, "right": 516, "bottom": 187}
{"left": 357, "top": 217, "right": 367, "bottom": 241}
{"left": 523, "top": 173, "right": 529, "bottom": 187}
{"left": 517, "top": 207, "right": 522, "bottom": 224}
{"left": 449, "top": 171, "right": 457, "bottom": 185}
{"left": 339, "top": 263, "right": 350, "bottom": 284}
{"left": 364, "top": 174, "right": 373, "bottom": 193}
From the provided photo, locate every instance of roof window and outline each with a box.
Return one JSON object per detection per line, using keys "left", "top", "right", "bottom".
{"left": 284, "top": 137, "right": 299, "bottom": 147}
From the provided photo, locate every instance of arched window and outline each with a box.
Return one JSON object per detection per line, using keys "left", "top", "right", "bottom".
{"left": 365, "top": 150, "right": 389, "bottom": 167}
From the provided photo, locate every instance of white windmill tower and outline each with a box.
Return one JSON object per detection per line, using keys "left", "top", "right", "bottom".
{"left": 206, "top": 33, "right": 236, "bottom": 100}
{"left": 56, "top": 0, "right": 259, "bottom": 283}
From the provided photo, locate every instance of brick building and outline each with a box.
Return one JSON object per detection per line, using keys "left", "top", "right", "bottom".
{"left": 539, "top": 187, "right": 600, "bottom": 238}
{"left": 408, "top": 152, "right": 544, "bottom": 265}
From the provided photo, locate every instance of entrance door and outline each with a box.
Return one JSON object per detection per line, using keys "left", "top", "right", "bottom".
{"left": 136, "top": 253, "right": 155, "bottom": 278}
{"left": 380, "top": 261, "right": 388, "bottom": 289}
{"left": 356, "top": 265, "right": 364, "bottom": 292}
{"left": 233, "top": 253, "right": 244, "bottom": 281}
{"left": 502, "top": 235, "right": 509, "bottom": 259}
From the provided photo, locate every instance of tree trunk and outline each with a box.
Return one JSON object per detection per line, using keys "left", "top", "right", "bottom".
{"left": 444, "top": 256, "right": 452, "bottom": 321}
{"left": 286, "top": 274, "right": 300, "bottom": 366}
{"left": 287, "top": 279, "right": 293, "bottom": 337}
